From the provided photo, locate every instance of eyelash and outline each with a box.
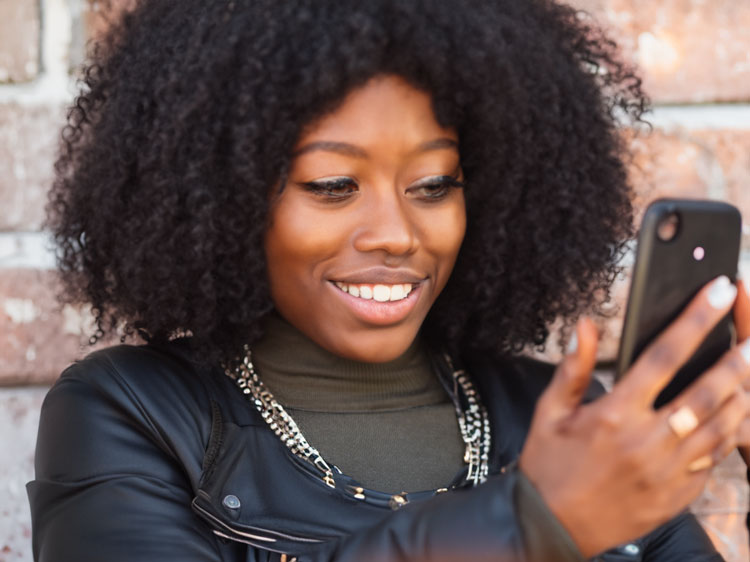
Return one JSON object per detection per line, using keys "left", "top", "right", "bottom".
{"left": 301, "top": 177, "right": 357, "bottom": 199}
{"left": 301, "top": 176, "right": 465, "bottom": 202}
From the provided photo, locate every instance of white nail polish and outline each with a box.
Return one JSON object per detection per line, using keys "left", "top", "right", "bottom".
{"left": 707, "top": 276, "right": 737, "bottom": 309}
{"left": 567, "top": 333, "right": 578, "bottom": 354}
{"left": 740, "top": 339, "right": 750, "bottom": 366}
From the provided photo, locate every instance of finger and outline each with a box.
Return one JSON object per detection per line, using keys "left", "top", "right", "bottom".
{"left": 734, "top": 276, "right": 750, "bottom": 342}
{"left": 662, "top": 340, "right": 750, "bottom": 433}
{"left": 539, "top": 317, "right": 598, "bottom": 422}
{"left": 688, "top": 429, "right": 739, "bottom": 472}
{"left": 673, "top": 389, "right": 746, "bottom": 470}
{"left": 736, "top": 390, "right": 750, "bottom": 450}
{"left": 621, "top": 276, "right": 738, "bottom": 407}
{"left": 737, "top": 417, "right": 750, "bottom": 448}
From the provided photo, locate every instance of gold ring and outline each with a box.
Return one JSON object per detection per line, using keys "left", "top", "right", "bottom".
{"left": 667, "top": 405, "right": 699, "bottom": 438}
{"left": 688, "top": 454, "right": 713, "bottom": 473}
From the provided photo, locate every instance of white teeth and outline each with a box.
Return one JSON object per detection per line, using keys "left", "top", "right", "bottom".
{"left": 373, "top": 284, "right": 391, "bottom": 302}
{"left": 390, "top": 285, "right": 405, "bottom": 301}
{"left": 334, "top": 282, "right": 414, "bottom": 302}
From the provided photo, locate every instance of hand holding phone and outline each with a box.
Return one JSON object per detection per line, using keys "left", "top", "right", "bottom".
{"left": 521, "top": 277, "right": 750, "bottom": 556}
{"left": 518, "top": 199, "right": 750, "bottom": 557}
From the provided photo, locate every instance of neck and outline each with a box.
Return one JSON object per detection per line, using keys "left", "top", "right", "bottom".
{"left": 251, "top": 312, "right": 446, "bottom": 412}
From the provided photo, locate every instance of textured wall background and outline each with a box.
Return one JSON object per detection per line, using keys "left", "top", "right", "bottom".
{"left": 1, "top": 0, "right": 749, "bottom": 560}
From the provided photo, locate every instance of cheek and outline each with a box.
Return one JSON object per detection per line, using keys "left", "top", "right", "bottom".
{"left": 264, "top": 215, "right": 325, "bottom": 319}
{"left": 264, "top": 200, "right": 344, "bottom": 287}
{"left": 265, "top": 220, "right": 312, "bottom": 288}
{"left": 428, "top": 198, "right": 466, "bottom": 277}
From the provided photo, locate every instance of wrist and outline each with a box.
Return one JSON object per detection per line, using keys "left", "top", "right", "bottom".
{"left": 514, "top": 467, "right": 588, "bottom": 561}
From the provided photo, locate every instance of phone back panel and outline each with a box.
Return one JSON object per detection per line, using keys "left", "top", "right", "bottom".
{"left": 615, "top": 199, "right": 742, "bottom": 408}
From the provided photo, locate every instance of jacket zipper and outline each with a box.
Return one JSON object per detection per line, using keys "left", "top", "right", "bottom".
{"left": 192, "top": 500, "right": 325, "bottom": 544}
{"left": 211, "top": 529, "right": 298, "bottom": 561}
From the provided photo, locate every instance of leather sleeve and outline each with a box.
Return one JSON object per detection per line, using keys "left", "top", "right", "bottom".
{"left": 308, "top": 472, "right": 527, "bottom": 562}
{"left": 319, "top": 468, "right": 584, "bottom": 562}
{"left": 514, "top": 470, "right": 584, "bottom": 562}
{"left": 640, "top": 512, "right": 724, "bottom": 562}
{"left": 26, "top": 359, "right": 228, "bottom": 562}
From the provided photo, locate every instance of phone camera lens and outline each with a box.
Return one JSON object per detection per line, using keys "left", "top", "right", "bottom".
{"left": 657, "top": 212, "right": 680, "bottom": 242}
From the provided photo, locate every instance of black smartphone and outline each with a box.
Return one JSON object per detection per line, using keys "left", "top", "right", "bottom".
{"left": 615, "top": 198, "right": 742, "bottom": 408}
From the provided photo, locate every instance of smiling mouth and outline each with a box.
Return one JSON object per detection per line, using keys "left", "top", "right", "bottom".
{"left": 332, "top": 282, "right": 415, "bottom": 302}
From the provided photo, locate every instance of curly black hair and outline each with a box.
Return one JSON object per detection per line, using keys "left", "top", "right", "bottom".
{"left": 48, "top": 0, "right": 646, "bottom": 366}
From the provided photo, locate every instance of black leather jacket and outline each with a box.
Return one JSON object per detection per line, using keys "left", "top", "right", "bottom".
{"left": 27, "top": 341, "right": 723, "bottom": 562}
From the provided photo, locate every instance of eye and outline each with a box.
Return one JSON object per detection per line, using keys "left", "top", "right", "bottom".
{"left": 407, "top": 175, "right": 465, "bottom": 201}
{"left": 301, "top": 176, "right": 358, "bottom": 201}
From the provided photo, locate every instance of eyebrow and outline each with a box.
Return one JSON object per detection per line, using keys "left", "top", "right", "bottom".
{"left": 416, "top": 138, "right": 459, "bottom": 153}
{"left": 293, "top": 141, "right": 367, "bottom": 158}
{"left": 293, "top": 137, "right": 459, "bottom": 158}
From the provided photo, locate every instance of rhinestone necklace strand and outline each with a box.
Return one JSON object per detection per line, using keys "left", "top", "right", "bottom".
{"left": 228, "top": 347, "right": 491, "bottom": 490}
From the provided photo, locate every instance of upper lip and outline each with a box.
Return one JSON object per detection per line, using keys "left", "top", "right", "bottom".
{"left": 329, "top": 267, "right": 426, "bottom": 285}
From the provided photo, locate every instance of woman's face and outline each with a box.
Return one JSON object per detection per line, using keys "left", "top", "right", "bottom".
{"left": 264, "top": 75, "right": 466, "bottom": 362}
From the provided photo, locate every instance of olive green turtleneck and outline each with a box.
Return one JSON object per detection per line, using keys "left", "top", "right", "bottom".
{"left": 251, "top": 313, "right": 465, "bottom": 493}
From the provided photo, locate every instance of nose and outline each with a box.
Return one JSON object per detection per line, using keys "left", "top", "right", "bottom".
{"left": 352, "top": 189, "right": 418, "bottom": 257}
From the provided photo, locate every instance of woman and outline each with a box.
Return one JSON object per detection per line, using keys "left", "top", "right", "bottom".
{"left": 28, "top": 0, "right": 750, "bottom": 560}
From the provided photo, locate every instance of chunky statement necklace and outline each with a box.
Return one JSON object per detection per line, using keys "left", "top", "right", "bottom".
{"left": 228, "top": 348, "right": 491, "bottom": 495}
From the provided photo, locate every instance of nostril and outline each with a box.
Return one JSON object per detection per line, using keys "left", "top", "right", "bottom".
{"left": 353, "top": 219, "right": 418, "bottom": 256}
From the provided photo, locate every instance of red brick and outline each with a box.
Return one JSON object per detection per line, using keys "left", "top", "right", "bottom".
{"left": 0, "top": 268, "right": 127, "bottom": 385}
{"left": 628, "top": 129, "right": 717, "bottom": 208}
{"left": 0, "top": 103, "right": 65, "bottom": 231}
{"left": 569, "top": 0, "right": 750, "bottom": 103}
{"left": 0, "top": 0, "right": 40, "bottom": 83}
{"left": 691, "top": 131, "right": 750, "bottom": 233}
{"left": 627, "top": 128, "right": 750, "bottom": 233}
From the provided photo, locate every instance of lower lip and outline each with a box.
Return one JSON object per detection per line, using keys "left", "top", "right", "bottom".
{"left": 328, "top": 283, "right": 423, "bottom": 326}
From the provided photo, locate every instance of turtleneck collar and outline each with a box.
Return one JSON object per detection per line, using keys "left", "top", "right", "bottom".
{"left": 250, "top": 312, "right": 448, "bottom": 413}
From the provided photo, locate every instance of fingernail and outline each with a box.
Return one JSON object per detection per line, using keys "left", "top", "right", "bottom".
{"left": 567, "top": 332, "right": 578, "bottom": 354}
{"left": 687, "top": 454, "right": 713, "bottom": 473}
{"left": 740, "top": 339, "right": 750, "bottom": 365}
{"left": 707, "top": 276, "right": 737, "bottom": 309}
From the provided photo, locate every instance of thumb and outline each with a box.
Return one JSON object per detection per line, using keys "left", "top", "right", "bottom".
{"left": 542, "top": 317, "right": 599, "bottom": 422}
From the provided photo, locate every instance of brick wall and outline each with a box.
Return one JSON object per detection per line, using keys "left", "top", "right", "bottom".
{"left": 1, "top": 1, "right": 749, "bottom": 560}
